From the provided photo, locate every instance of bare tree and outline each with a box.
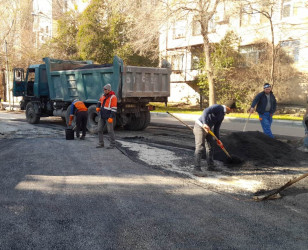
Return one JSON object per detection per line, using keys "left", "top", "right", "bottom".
{"left": 239, "top": 0, "right": 279, "bottom": 88}
{"left": 113, "top": 0, "right": 222, "bottom": 105}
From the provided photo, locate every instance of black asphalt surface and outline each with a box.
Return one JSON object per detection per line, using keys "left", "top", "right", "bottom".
{"left": 1, "top": 135, "right": 308, "bottom": 249}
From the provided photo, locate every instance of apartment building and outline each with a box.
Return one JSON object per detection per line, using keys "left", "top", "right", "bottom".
{"left": 0, "top": 0, "right": 89, "bottom": 104}
{"left": 32, "top": 0, "right": 89, "bottom": 47}
{"left": 159, "top": 0, "right": 308, "bottom": 105}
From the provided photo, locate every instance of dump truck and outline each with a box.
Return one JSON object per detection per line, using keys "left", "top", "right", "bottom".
{"left": 13, "top": 56, "right": 171, "bottom": 132}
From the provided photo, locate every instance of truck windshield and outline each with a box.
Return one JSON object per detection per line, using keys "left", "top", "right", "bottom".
{"left": 28, "top": 70, "right": 35, "bottom": 82}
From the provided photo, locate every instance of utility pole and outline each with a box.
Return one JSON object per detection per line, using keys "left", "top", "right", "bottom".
{"left": 5, "top": 40, "right": 11, "bottom": 111}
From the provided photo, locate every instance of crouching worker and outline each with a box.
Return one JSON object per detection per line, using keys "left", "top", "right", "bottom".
{"left": 193, "top": 100, "right": 236, "bottom": 175}
{"left": 68, "top": 99, "right": 88, "bottom": 140}
{"left": 96, "top": 84, "right": 117, "bottom": 149}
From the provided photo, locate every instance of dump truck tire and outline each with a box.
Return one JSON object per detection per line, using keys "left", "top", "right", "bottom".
{"left": 87, "top": 105, "right": 116, "bottom": 133}
{"left": 124, "top": 113, "right": 146, "bottom": 131}
{"left": 140, "top": 110, "right": 151, "bottom": 130}
{"left": 26, "top": 102, "right": 40, "bottom": 124}
{"left": 87, "top": 105, "right": 99, "bottom": 134}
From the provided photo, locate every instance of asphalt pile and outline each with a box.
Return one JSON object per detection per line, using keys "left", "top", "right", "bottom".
{"left": 214, "top": 131, "right": 307, "bottom": 167}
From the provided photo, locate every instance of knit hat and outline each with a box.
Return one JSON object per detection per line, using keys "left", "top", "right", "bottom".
{"left": 104, "top": 84, "right": 111, "bottom": 91}
{"left": 225, "top": 100, "right": 236, "bottom": 109}
{"left": 264, "top": 83, "right": 271, "bottom": 89}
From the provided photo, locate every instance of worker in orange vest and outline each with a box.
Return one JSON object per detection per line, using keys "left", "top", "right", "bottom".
{"left": 68, "top": 99, "right": 88, "bottom": 140}
{"left": 96, "top": 84, "right": 117, "bottom": 149}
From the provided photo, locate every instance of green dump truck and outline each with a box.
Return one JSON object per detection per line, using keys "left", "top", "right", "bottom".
{"left": 13, "top": 56, "right": 171, "bottom": 132}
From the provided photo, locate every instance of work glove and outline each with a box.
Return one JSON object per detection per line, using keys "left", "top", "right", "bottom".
{"left": 96, "top": 107, "right": 100, "bottom": 112}
{"left": 107, "top": 118, "right": 113, "bottom": 124}
{"left": 217, "top": 139, "right": 223, "bottom": 148}
{"left": 68, "top": 115, "right": 73, "bottom": 126}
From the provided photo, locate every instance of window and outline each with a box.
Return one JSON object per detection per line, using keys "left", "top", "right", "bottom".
{"left": 280, "top": 40, "right": 300, "bottom": 62}
{"left": 171, "top": 54, "right": 184, "bottom": 71}
{"left": 191, "top": 46, "right": 203, "bottom": 70}
{"left": 282, "top": 0, "right": 292, "bottom": 18}
{"left": 173, "top": 20, "right": 186, "bottom": 39}
{"left": 239, "top": 44, "right": 265, "bottom": 66}
{"left": 209, "top": 18, "right": 216, "bottom": 33}
{"left": 281, "top": 0, "right": 302, "bottom": 18}
{"left": 192, "top": 17, "right": 201, "bottom": 36}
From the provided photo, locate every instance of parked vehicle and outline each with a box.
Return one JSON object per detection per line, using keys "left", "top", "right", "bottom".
{"left": 13, "top": 56, "right": 171, "bottom": 132}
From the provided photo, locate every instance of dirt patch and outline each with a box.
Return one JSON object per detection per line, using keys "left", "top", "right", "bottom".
{"left": 214, "top": 131, "right": 308, "bottom": 167}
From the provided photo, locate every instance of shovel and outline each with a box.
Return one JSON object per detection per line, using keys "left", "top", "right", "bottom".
{"left": 253, "top": 172, "right": 308, "bottom": 201}
{"left": 243, "top": 113, "right": 251, "bottom": 132}
{"left": 206, "top": 129, "right": 232, "bottom": 159}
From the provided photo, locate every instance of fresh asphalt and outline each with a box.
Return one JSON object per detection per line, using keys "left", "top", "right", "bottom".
{"left": 1, "top": 111, "right": 308, "bottom": 249}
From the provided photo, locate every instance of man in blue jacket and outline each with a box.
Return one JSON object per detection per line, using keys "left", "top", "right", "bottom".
{"left": 249, "top": 83, "right": 277, "bottom": 138}
{"left": 193, "top": 100, "right": 236, "bottom": 174}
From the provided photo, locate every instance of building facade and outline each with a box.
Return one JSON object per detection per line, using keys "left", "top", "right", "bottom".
{"left": 159, "top": 0, "right": 308, "bottom": 105}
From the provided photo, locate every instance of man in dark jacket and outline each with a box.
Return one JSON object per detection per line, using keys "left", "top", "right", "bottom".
{"left": 193, "top": 100, "right": 236, "bottom": 174}
{"left": 249, "top": 83, "right": 277, "bottom": 138}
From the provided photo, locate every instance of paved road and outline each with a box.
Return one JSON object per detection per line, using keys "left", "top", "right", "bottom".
{"left": 1, "top": 111, "right": 308, "bottom": 249}
{"left": 151, "top": 112, "right": 305, "bottom": 138}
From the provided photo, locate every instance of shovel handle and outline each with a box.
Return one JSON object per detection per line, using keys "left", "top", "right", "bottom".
{"left": 166, "top": 111, "right": 193, "bottom": 131}
{"left": 243, "top": 113, "right": 252, "bottom": 132}
{"left": 207, "top": 129, "right": 232, "bottom": 159}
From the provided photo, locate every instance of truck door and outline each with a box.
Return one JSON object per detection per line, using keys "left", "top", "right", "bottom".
{"left": 13, "top": 68, "right": 26, "bottom": 96}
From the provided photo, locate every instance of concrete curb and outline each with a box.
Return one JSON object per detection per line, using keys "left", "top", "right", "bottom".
{"left": 151, "top": 112, "right": 303, "bottom": 128}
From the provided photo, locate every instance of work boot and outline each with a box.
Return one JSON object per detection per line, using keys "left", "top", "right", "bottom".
{"left": 207, "top": 162, "right": 217, "bottom": 171}
{"left": 96, "top": 144, "right": 104, "bottom": 148}
{"left": 80, "top": 136, "right": 85, "bottom": 140}
{"left": 193, "top": 166, "right": 206, "bottom": 177}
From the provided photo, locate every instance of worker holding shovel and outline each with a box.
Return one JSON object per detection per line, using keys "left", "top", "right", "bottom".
{"left": 249, "top": 83, "right": 277, "bottom": 138}
{"left": 193, "top": 100, "right": 236, "bottom": 175}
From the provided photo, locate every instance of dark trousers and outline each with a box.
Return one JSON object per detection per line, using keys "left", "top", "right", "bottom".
{"left": 193, "top": 122, "right": 214, "bottom": 167}
{"left": 76, "top": 111, "right": 88, "bottom": 137}
{"left": 98, "top": 117, "right": 115, "bottom": 146}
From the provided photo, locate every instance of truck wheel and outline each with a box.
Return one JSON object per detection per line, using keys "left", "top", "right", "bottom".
{"left": 87, "top": 105, "right": 99, "bottom": 134}
{"left": 65, "top": 105, "right": 76, "bottom": 127}
{"left": 26, "top": 102, "right": 40, "bottom": 124}
{"left": 140, "top": 110, "right": 151, "bottom": 130}
{"left": 124, "top": 113, "right": 144, "bottom": 131}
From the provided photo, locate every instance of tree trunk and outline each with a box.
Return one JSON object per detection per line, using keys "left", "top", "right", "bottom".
{"left": 203, "top": 36, "right": 216, "bottom": 106}
{"left": 270, "top": 19, "right": 275, "bottom": 88}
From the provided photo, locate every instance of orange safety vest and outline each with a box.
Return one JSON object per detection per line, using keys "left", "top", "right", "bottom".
{"left": 71, "top": 100, "right": 87, "bottom": 115}
{"left": 98, "top": 92, "right": 117, "bottom": 119}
